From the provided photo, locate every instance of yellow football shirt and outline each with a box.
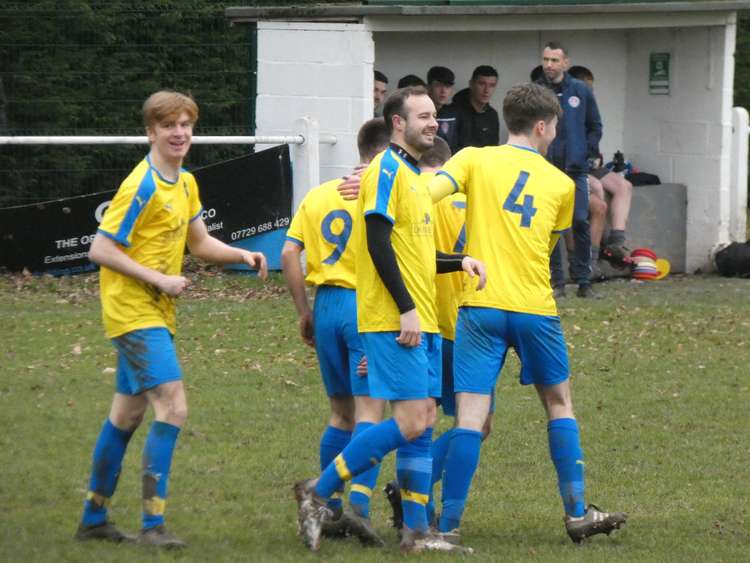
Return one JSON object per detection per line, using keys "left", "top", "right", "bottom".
{"left": 432, "top": 187, "right": 467, "bottom": 341}
{"left": 97, "top": 157, "right": 202, "bottom": 338}
{"left": 286, "top": 178, "right": 357, "bottom": 289}
{"left": 355, "top": 146, "right": 438, "bottom": 333}
{"left": 429, "top": 144, "right": 574, "bottom": 316}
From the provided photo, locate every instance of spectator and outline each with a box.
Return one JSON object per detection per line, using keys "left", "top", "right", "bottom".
{"left": 452, "top": 65, "right": 500, "bottom": 150}
{"left": 427, "top": 66, "right": 459, "bottom": 154}
{"left": 530, "top": 64, "right": 544, "bottom": 83}
{"left": 568, "top": 65, "right": 593, "bottom": 88}
{"left": 531, "top": 64, "right": 606, "bottom": 281}
{"left": 536, "top": 42, "right": 602, "bottom": 298}
{"left": 397, "top": 74, "right": 427, "bottom": 88}
{"left": 374, "top": 70, "right": 389, "bottom": 117}
{"left": 568, "top": 65, "right": 633, "bottom": 267}
{"left": 585, "top": 178, "right": 609, "bottom": 280}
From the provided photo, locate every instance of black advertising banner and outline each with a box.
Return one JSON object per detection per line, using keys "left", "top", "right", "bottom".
{"left": 0, "top": 191, "right": 107, "bottom": 276}
{"left": 0, "top": 145, "right": 293, "bottom": 276}
{"left": 193, "top": 144, "right": 292, "bottom": 245}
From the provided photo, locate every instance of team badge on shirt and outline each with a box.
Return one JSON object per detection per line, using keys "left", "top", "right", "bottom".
{"left": 568, "top": 96, "right": 580, "bottom": 108}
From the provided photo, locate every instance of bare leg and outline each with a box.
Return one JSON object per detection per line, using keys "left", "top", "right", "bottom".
{"left": 589, "top": 190, "right": 608, "bottom": 254}
{"left": 600, "top": 173, "right": 632, "bottom": 233}
{"left": 328, "top": 395, "right": 356, "bottom": 431}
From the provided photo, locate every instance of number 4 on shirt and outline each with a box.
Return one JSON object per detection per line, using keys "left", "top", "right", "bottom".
{"left": 503, "top": 171, "right": 537, "bottom": 228}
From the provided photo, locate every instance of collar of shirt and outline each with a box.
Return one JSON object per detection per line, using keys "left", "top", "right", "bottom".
{"left": 389, "top": 143, "right": 420, "bottom": 171}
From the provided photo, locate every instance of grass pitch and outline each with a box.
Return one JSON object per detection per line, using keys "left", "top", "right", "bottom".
{"left": 0, "top": 270, "right": 748, "bottom": 562}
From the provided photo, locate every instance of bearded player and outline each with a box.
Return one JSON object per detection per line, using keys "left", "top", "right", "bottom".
{"left": 294, "top": 86, "right": 485, "bottom": 554}
{"left": 282, "top": 118, "right": 390, "bottom": 545}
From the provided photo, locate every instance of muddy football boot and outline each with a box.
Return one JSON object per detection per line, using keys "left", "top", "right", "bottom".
{"left": 600, "top": 244, "right": 631, "bottom": 269}
{"left": 400, "top": 526, "right": 474, "bottom": 555}
{"left": 136, "top": 525, "right": 186, "bottom": 548}
{"left": 565, "top": 504, "right": 628, "bottom": 544}
{"left": 74, "top": 521, "right": 135, "bottom": 543}
{"left": 321, "top": 507, "right": 350, "bottom": 539}
{"left": 383, "top": 480, "right": 404, "bottom": 532}
{"left": 293, "top": 479, "right": 332, "bottom": 551}
{"left": 342, "top": 508, "right": 385, "bottom": 547}
{"left": 439, "top": 528, "right": 464, "bottom": 546}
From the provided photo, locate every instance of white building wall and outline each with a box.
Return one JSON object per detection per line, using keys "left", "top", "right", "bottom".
{"left": 256, "top": 21, "right": 373, "bottom": 187}
{"left": 374, "top": 30, "right": 627, "bottom": 168}
{"left": 623, "top": 25, "right": 736, "bottom": 271}
{"left": 254, "top": 14, "right": 738, "bottom": 271}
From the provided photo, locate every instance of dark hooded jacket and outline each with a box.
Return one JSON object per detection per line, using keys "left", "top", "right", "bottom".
{"left": 451, "top": 88, "right": 500, "bottom": 152}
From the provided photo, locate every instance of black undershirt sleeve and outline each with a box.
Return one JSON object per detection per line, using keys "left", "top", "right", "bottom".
{"left": 436, "top": 251, "right": 466, "bottom": 273}
{"left": 365, "top": 214, "right": 415, "bottom": 314}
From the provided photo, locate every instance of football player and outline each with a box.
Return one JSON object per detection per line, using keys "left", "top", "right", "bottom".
{"left": 428, "top": 82, "right": 627, "bottom": 543}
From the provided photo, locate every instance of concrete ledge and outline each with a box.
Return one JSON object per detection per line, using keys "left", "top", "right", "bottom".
{"left": 625, "top": 182, "right": 687, "bottom": 272}
{"left": 561, "top": 182, "right": 687, "bottom": 278}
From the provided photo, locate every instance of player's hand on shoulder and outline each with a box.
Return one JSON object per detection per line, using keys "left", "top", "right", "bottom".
{"left": 242, "top": 250, "right": 268, "bottom": 280}
{"left": 337, "top": 164, "right": 366, "bottom": 201}
{"left": 357, "top": 356, "right": 368, "bottom": 377}
{"left": 337, "top": 174, "right": 361, "bottom": 201}
{"left": 299, "top": 310, "right": 314, "bottom": 347}
{"left": 397, "top": 309, "right": 421, "bottom": 348}
{"left": 156, "top": 274, "right": 190, "bottom": 297}
{"left": 461, "top": 256, "right": 487, "bottom": 290}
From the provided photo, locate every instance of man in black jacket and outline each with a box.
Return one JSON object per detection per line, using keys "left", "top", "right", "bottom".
{"left": 427, "top": 66, "right": 459, "bottom": 155}
{"left": 453, "top": 65, "right": 500, "bottom": 152}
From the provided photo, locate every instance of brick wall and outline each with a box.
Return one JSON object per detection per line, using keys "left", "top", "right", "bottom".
{"left": 623, "top": 24, "right": 736, "bottom": 271}
{"left": 256, "top": 21, "right": 374, "bottom": 187}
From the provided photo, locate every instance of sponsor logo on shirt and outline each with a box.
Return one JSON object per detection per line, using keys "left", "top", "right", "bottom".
{"left": 411, "top": 213, "right": 432, "bottom": 236}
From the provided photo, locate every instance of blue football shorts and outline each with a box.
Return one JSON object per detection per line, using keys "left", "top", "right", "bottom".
{"left": 440, "top": 338, "right": 495, "bottom": 416}
{"left": 313, "top": 285, "right": 368, "bottom": 397}
{"left": 454, "top": 307, "right": 570, "bottom": 395}
{"left": 360, "top": 331, "right": 442, "bottom": 401}
{"left": 112, "top": 327, "right": 182, "bottom": 395}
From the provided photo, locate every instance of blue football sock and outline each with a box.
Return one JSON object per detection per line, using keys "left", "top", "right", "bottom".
{"left": 316, "top": 417, "right": 407, "bottom": 500}
{"left": 548, "top": 417, "right": 586, "bottom": 517}
{"left": 426, "top": 428, "right": 453, "bottom": 524}
{"left": 81, "top": 419, "right": 134, "bottom": 526}
{"left": 142, "top": 421, "right": 181, "bottom": 530}
{"left": 349, "top": 422, "right": 381, "bottom": 518}
{"left": 319, "top": 425, "right": 351, "bottom": 512}
{"left": 397, "top": 427, "right": 433, "bottom": 533}
{"left": 438, "top": 428, "right": 482, "bottom": 532}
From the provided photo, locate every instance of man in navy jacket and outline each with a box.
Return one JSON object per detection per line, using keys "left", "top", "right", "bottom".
{"left": 536, "top": 42, "right": 602, "bottom": 298}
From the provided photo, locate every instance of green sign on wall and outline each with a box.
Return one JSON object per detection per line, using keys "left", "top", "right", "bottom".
{"left": 649, "top": 52, "right": 670, "bottom": 95}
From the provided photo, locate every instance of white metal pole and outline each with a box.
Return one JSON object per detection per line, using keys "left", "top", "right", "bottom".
{"left": 291, "top": 117, "right": 320, "bottom": 213}
{"left": 0, "top": 135, "right": 336, "bottom": 145}
{"left": 730, "top": 107, "right": 749, "bottom": 242}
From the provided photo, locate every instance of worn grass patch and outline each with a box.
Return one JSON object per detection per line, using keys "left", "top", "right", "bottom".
{"left": 1, "top": 272, "right": 748, "bottom": 562}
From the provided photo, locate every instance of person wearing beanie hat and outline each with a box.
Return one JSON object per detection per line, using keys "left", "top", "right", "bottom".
{"left": 427, "top": 66, "right": 460, "bottom": 154}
